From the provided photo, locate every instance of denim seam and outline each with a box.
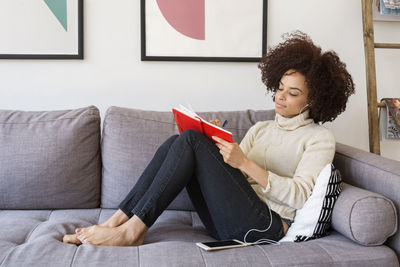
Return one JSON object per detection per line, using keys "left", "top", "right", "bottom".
{"left": 118, "top": 205, "right": 131, "bottom": 217}
{"left": 193, "top": 137, "right": 275, "bottom": 239}
{"left": 196, "top": 137, "right": 264, "bottom": 213}
{"left": 127, "top": 194, "right": 141, "bottom": 214}
{"left": 126, "top": 136, "right": 180, "bottom": 216}
{"left": 133, "top": 143, "right": 188, "bottom": 225}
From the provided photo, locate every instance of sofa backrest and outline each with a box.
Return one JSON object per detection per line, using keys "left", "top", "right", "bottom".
{"left": 0, "top": 105, "right": 102, "bottom": 209}
{"left": 100, "top": 106, "right": 276, "bottom": 210}
{"left": 333, "top": 143, "right": 400, "bottom": 260}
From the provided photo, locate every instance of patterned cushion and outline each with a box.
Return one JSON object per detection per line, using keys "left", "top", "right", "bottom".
{"left": 280, "top": 163, "right": 342, "bottom": 242}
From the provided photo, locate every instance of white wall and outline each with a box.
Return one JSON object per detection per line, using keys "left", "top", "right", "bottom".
{"left": 0, "top": 0, "right": 399, "bottom": 161}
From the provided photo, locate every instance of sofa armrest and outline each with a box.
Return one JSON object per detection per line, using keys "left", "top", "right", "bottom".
{"left": 333, "top": 142, "right": 400, "bottom": 258}
{"left": 333, "top": 142, "right": 400, "bottom": 191}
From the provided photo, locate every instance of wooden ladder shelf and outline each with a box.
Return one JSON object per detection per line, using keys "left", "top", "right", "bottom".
{"left": 361, "top": 0, "right": 400, "bottom": 155}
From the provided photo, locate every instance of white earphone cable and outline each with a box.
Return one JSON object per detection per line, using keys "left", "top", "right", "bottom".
{"left": 242, "top": 147, "right": 282, "bottom": 246}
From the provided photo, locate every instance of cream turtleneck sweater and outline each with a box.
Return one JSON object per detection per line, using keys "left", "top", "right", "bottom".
{"left": 239, "top": 109, "right": 336, "bottom": 221}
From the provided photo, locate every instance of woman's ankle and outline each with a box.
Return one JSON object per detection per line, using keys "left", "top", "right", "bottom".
{"left": 102, "top": 209, "right": 129, "bottom": 228}
{"left": 118, "top": 215, "right": 148, "bottom": 243}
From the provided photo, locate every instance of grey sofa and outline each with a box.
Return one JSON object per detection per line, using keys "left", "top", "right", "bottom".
{"left": 0, "top": 105, "right": 399, "bottom": 267}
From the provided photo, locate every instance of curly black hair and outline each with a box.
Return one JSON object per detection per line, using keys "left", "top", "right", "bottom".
{"left": 258, "top": 30, "right": 355, "bottom": 124}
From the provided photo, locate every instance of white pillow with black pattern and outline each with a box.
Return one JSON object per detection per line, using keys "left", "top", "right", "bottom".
{"left": 279, "top": 163, "right": 342, "bottom": 242}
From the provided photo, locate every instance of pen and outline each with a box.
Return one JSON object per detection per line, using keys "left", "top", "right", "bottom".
{"left": 222, "top": 120, "right": 228, "bottom": 128}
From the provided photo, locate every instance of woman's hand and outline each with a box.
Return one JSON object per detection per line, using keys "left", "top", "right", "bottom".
{"left": 212, "top": 136, "right": 247, "bottom": 169}
{"left": 209, "top": 119, "right": 222, "bottom": 127}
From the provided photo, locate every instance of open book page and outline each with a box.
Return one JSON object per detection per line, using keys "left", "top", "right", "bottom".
{"left": 178, "top": 104, "right": 230, "bottom": 133}
{"left": 172, "top": 104, "right": 233, "bottom": 143}
{"left": 172, "top": 106, "right": 202, "bottom": 134}
{"left": 178, "top": 104, "right": 198, "bottom": 118}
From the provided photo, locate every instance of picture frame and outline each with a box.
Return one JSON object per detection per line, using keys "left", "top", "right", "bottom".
{"left": 373, "top": 0, "right": 400, "bottom": 22}
{"left": 0, "top": 0, "right": 83, "bottom": 59}
{"left": 141, "top": 0, "right": 268, "bottom": 62}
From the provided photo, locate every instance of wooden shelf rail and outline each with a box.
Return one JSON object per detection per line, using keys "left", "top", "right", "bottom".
{"left": 361, "top": 0, "right": 400, "bottom": 155}
{"left": 375, "top": 43, "right": 400, "bottom": 49}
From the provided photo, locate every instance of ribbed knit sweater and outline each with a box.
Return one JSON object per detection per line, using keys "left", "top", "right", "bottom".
{"left": 239, "top": 109, "right": 336, "bottom": 221}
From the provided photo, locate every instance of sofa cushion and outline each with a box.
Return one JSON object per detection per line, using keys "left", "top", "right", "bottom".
{"left": 333, "top": 142, "right": 400, "bottom": 259}
{"left": 0, "top": 209, "right": 398, "bottom": 267}
{"left": 280, "top": 163, "right": 342, "bottom": 242}
{"left": 0, "top": 106, "right": 101, "bottom": 209}
{"left": 100, "top": 106, "right": 275, "bottom": 210}
{"left": 331, "top": 183, "right": 398, "bottom": 246}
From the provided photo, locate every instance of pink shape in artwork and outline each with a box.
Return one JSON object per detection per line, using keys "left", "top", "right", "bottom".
{"left": 156, "top": 0, "right": 205, "bottom": 40}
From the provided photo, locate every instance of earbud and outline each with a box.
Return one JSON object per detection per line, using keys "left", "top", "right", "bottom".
{"left": 298, "top": 104, "right": 310, "bottom": 115}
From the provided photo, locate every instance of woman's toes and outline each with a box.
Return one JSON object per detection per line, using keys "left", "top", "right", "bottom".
{"left": 75, "top": 224, "right": 97, "bottom": 234}
{"left": 63, "top": 234, "right": 81, "bottom": 245}
{"left": 80, "top": 227, "right": 90, "bottom": 234}
{"left": 63, "top": 234, "right": 71, "bottom": 243}
{"left": 77, "top": 232, "right": 86, "bottom": 241}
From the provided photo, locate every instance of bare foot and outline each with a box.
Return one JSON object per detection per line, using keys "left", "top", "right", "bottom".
{"left": 76, "top": 224, "right": 146, "bottom": 246}
{"left": 63, "top": 209, "right": 129, "bottom": 245}
{"left": 76, "top": 215, "right": 148, "bottom": 246}
{"left": 76, "top": 209, "right": 130, "bottom": 233}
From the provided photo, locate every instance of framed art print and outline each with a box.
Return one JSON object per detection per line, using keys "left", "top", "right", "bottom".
{"left": 141, "top": 0, "right": 268, "bottom": 62}
{"left": 0, "top": 0, "right": 83, "bottom": 59}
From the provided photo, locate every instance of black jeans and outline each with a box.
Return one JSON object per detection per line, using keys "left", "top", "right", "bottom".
{"left": 118, "top": 129, "right": 284, "bottom": 242}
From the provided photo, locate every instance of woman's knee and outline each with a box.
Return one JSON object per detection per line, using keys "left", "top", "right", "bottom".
{"left": 158, "top": 134, "right": 179, "bottom": 151}
{"left": 167, "top": 134, "right": 179, "bottom": 143}
{"left": 180, "top": 129, "right": 197, "bottom": 137}
{"left": 179, "top": 129, "right": 204, "bottom": 142}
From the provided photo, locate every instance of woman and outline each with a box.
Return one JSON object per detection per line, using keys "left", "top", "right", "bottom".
{"left": 63, "top": 31, "right": 355, "bottom": 246}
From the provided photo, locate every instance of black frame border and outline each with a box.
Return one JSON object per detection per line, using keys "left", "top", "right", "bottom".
{"left": 0, "top": 0, "right": 84, "bottom": 60}
{"left": 141, "top": 0, "right": 267, "bottom": 62}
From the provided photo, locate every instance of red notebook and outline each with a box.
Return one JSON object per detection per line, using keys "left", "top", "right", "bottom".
{"left": 172, "top": 105, "right": 233, "bottom": 143}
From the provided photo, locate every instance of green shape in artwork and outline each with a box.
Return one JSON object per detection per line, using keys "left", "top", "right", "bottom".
{"left": 44, "top": 0, "right": 68, "bottom": 31}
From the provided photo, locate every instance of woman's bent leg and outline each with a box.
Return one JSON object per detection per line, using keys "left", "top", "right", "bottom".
{"left": 75, "top": 129, "right": 283, "bottom": 246}
{"left": 65, "top": 135, "right": 180, "bottom": 245}
{"left": 75, "top": 129, "right": 202, "bottom": 246}
{"left": 118, "top": 134, "right": 179, "bottom": 218}
{"left": 126, "top": 129, "right": 283, "bottom": 243}
{"left": 129, "top": 130, "right": 201, "bottom": 228}
{"left": 184, "top": 132, "right": 284, "bottom": 242}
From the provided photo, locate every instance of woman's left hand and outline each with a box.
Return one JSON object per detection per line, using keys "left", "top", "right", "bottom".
{"left": 212, "top": 136, "right": 247, "bottom": 169}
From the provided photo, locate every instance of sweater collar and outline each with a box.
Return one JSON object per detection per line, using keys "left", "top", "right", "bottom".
{"left": 274, "top": 109, "right": 314, "bottom": 130}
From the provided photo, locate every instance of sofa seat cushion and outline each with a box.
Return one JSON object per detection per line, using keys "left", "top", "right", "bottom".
{"left": 0, "top": 209, "right": 398, "bottom": 267}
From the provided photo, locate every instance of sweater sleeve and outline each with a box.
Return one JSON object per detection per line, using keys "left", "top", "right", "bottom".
{"left": 238, "top": 122, "right": 264, "bottom": 181}
{"left": 239, "top": 122, "right": 262, "bottom": 155}
{"left": 262, "top": 129, "right": 336, "bottom": 210}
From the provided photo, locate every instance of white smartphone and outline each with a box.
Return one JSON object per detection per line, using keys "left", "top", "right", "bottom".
{"left": 196, "top": 239, "right": 248, "bottom": 251}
